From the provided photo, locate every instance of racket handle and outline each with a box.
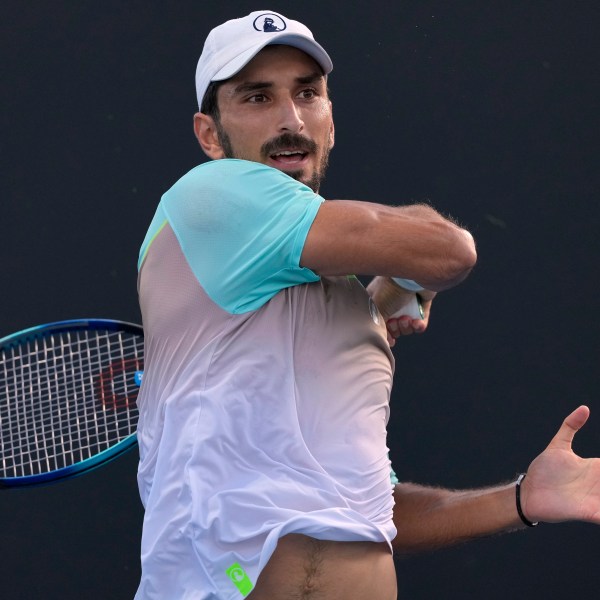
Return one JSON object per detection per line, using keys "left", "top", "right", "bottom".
{"left": 391, "top": 293, "right": 424, "bottom": 320}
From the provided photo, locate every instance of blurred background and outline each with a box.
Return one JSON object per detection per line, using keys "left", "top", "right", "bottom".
{"left": 2, "top": 1, "right": 598, "bottom": 598}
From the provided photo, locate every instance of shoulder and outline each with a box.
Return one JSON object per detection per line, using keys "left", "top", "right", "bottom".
{"left": 172, "top": 159, "right": 302, "bottom": 193}
{"left": 163, "top": 159, "right": 323, "bottom": 219}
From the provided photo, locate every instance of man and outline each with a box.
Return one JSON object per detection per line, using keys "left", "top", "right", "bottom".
{"left": 135, "top": 10, "right": 600, "bottom": 600}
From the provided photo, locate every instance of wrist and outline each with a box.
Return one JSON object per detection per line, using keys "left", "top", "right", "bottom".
{"left": 515, "top": 473, "right": 539, "bottom": 527}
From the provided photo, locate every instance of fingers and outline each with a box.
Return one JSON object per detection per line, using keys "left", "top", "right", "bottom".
{"left": 565, "top": 405, "right": 590, "bottom": 430}
{"left": 386, "top": 316, "right": 427, "bottom": 338}
{"left": 547, "top": 405, "right": 590, "bottom": 451}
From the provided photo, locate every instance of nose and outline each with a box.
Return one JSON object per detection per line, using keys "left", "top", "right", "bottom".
{"left": 276, "top": 97, "right": 304, "bottom": 133}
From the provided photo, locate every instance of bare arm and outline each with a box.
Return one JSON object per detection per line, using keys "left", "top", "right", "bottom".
{"left": 392, "top": 481, "right": 522, "bottom": 555}
{"left": 301, "top": 201, "right": 476, "bottom": 292}
{"left": 392, "top": 406, "right": 600, "bottom": 554}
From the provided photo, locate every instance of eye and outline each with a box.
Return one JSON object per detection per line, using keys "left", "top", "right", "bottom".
{"left": 247, "top": 93, "right": 269, "bottom": 103}
{"left": 298, "top": 88, "right": 317, "bottom": 100}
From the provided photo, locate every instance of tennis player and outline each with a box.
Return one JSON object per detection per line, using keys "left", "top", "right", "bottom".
{"left": 135, "top": 10, "right": 600, "bottom": 600}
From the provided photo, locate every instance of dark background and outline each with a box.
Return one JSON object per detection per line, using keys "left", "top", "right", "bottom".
{"left": 2, "top": 1, "right": 599, "bottom": 598}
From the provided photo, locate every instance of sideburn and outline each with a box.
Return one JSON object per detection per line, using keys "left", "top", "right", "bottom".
{"left": 213, "top": 118, "right": 235, "bottom": 159}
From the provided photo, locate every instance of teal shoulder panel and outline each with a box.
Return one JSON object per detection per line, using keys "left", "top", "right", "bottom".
{"left": 159, "top": 160, "right": 324, "bottom": 313}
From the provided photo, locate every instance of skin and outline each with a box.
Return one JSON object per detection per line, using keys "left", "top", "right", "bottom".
{"left": 193, "top": 43, "right": 600, "bottom": 599}
{"left": 195, "top": 45, "right": 335, "bottom": 194}
{"left": 391, "top": 405, "right": 600, "bottom": 554}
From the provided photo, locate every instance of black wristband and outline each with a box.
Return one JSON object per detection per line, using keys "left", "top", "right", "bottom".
{"left": 516, "top": 473, "right": 539, "bottom": 527}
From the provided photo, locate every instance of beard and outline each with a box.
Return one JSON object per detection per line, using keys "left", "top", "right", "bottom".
{"left": 214, "top": 122, "right": 330, "bottom": 193}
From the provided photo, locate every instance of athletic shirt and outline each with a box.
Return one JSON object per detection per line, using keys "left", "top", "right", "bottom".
{"left": 135, "top": 159, "right": 397, "bottom": 600}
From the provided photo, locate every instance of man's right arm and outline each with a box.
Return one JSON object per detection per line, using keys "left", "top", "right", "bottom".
{"left": 300, "top": 200, "right": 477, "bottom": 291}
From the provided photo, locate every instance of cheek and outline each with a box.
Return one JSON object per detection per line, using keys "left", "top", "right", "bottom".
{"left": 313, "top": 102, "right": 332, "bottom": 124}
{"left": 218, "top": 121, "right": 260, "bottom": 156}
{"left": 311, "top": 103, "right": 334, "bottom": 143}
{"left": 326, "top": 120, "right": 335, "bottom": 148}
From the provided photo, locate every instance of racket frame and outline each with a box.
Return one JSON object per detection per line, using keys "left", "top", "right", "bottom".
{"left": 0, "top": 318, "right": 143, "bottom": 488}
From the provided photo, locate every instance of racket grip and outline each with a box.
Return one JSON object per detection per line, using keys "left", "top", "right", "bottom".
{"left": 391, "top": 293, "right": 424, "bottom": 320}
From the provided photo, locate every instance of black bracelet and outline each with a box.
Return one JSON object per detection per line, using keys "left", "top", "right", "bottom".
{"left": 516, "top": 473, "right": 539, "bottom": 527}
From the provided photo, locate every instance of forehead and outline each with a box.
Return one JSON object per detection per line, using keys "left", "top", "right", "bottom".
{"left": 227, "top": 45, "right": 325, "bottom": 85}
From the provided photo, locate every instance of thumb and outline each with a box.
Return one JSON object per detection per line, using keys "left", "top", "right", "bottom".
{"left": 547, "top": 405, "right": 590, "bottom": 452}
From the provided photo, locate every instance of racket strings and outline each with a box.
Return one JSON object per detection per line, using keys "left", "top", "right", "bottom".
{"left": 0, "top": 328, "right": 143, "bottom": 478}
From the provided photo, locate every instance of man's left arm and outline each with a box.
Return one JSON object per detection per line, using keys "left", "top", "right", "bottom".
{"left": 391, "top": 405, "right": 600, "bottom": 554}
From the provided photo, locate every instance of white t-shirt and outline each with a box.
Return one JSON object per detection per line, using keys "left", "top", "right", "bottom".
{"left": 135, "top": 159, "right": 396, "bottom": 600}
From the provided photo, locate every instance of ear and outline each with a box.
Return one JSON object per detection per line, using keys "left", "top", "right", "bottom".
{"left": 193, "top": 112, "right": 226, "bottom": 159}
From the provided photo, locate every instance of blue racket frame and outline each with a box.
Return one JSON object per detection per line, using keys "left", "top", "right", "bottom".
{"left": 0, "top": 318, "right": 144, "bottom": 488}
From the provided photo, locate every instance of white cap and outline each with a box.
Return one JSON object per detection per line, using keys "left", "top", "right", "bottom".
{"left": 195, "top": 10, "right": 333, "bottom": 110}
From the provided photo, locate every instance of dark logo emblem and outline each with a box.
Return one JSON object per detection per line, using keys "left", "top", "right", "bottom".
{"left": 253, "top": 13, "right": 287, "bottom": 33}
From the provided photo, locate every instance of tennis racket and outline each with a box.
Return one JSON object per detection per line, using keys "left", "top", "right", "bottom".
{"left": 0, "top": 319, "right": 144, "bottom": 487}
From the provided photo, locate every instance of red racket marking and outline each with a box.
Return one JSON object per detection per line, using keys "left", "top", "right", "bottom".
{"left": 95, "top": 357, "right": 143, "bottom": 409}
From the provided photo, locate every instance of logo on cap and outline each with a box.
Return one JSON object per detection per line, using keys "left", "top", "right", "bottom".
{"left": 253, "top": 13, "right": 287, "bottom": 33}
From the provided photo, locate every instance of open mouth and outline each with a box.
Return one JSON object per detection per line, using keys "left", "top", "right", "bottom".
{"left": 270, "top": 150, "right": 309, "bottom": 165}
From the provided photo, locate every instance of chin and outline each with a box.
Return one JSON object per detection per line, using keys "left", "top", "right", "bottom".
{"left": 279, "top": 168, "right": 316, "bottom": 190}
{"left": 281, "top": 168, "right": 304, "bottom": 181}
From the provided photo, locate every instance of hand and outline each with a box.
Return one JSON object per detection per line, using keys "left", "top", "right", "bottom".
{"left": 366, "top": 276, "right": 437, "bottom": 347}
{"left": 385, "top": 292, "right": 435, "bottom": 345}
{"left": 520, "top": 406, "right": 600, "bottom": 524}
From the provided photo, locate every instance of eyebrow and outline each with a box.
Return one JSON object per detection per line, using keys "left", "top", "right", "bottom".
{"left": 231, "top": 72, "right": 325, "bottom": 95}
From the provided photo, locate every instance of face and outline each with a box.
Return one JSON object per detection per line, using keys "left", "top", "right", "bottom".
{"left": 196, "top": 45, "right": 335, "bottom": 192}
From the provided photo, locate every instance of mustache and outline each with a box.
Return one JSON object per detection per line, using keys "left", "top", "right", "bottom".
{"left": 261, "top": 133, "right": 318, "bottom": 157}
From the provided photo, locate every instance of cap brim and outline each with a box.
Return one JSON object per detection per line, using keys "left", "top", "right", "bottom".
{"left": 212, "top": 33, "right": 333, "bottom": 82}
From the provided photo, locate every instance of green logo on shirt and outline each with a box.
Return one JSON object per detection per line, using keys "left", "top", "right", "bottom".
{"left": 226, "top": 563, "right": 254, "bottom": 596}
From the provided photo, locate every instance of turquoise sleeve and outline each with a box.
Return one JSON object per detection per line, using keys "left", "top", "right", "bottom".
{"left": 152, "top": 159, "right": 324, "bottom": 314}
